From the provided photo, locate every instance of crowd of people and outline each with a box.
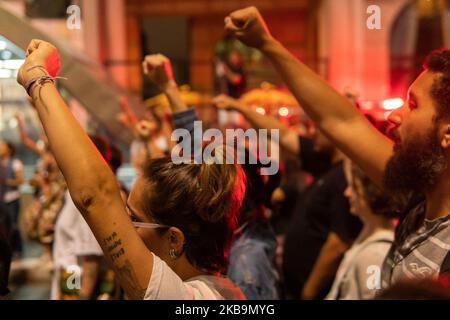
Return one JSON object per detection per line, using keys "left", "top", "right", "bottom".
{"left": 1, "top": 6, "right": 450, "bottom": 300}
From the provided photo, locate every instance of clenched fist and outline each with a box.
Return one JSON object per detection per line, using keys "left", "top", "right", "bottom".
{"left": 142, "top": 54, "right": 174, "bottom": 91}
{"left": 17, "top": 39, "right": 60, "bottom": 89}
{"left": 224, "top": 6, "right": 273, "bottom": 49}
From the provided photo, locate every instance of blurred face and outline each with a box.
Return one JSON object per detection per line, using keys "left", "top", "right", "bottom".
{"left": 384, "top": 71, "right": 448, "bottom": 195}
{"left": 127, "top": 177, "right": 172, "bottom": 264}
{"left": 343, "top": 161, "right": 369, "bottom": 219}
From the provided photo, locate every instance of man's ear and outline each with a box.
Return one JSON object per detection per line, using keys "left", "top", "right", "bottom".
{"left": 441, "top": 124, "right": 450, "bottom": 149}
{"left": 168, "top": 227, "right": 185, "bottom": 256}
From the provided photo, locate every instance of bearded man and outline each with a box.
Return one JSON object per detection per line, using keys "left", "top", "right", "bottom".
{"left": 224, "top": 7, "right": 450, "bottom": 287}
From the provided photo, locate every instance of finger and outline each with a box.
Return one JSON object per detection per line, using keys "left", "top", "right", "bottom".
{"left": 28, "top": 39, "right": 40, "bottom": 51}
{"left": 142, "top": 61, "right": 149, "bottom": 74}
{"left": 229, "top": 9, "right": 251, "bottom": 28}
{"left": 224, "top": 17, "right": 240, "bottom": 33}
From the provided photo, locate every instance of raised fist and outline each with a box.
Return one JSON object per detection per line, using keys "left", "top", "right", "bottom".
{"left": 142, "top": 54, "right": 174, "bottom": 90}
{"left": 17, "top": 39, "right": 60, "bottom": 88}
{"left": 224, "top": 6, "right": 273, "bottom": 49}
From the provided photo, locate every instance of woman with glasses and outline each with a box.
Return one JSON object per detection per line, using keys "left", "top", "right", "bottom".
{"left": 17, "top": 40, "right": 246, "bottom": 300}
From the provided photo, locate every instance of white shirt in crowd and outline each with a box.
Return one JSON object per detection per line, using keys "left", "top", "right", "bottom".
{"left": 51, "top": 190, "right": 103, "bottom": 299}
{"left": 145, "top": 253, "right": 246, "bottom": 300}
{"left": 326, "top": 229, "right": 394, "bottom": 300}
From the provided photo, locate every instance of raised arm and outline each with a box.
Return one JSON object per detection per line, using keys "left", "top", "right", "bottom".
{"left": 17, "top": 40, "right": 153, "bottom": 299}
{"left": 15, "top": 113, "right": 42, "bottom": 155}
{"left": 225, "top": 7, "right": 393, "bottom": 186}
{"left": 117, "top": 96, "right": 140, "bottom": 133}
{"left": 143, "top": 54, "right": 188, "bottom": 113}
{"left": 213, "top": 94, "right": 300, "bottom": 156}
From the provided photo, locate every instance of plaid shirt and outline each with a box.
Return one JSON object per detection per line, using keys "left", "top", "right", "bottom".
{"left": 382, "top": 198, "right": 450, "bottom": 287}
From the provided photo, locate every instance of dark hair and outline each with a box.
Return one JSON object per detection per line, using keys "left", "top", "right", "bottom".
{"left": 140, "top": 156, "right": 246, "bottom": 273}
{"left": 424, "top": 48, "right": 450, "bottom": 120}
{"left": 239, "top": 152, "right": 281, "bottom": 224}
{"left": 351, "top": 164, "right": 397, "bottom": 218}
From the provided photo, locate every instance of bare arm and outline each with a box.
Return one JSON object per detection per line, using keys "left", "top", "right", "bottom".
{"left": 301, "top": 232, "right": 349, "bottom": 300}
{"left": 15, "top": 113, "right": 42, "bottom": 155}
{"left": 213, "top": 94, "right": 300, "bottom": 156}
{"left": 225, "top": 7, "right": 393, "bottom": 186}
{"left": 117, "top": 96, "right": 140, "bottom": 134}
{"left": 17, "top": 40, "right": 152, "bottom": 300}
{"left": 143, "top": 54, "right": 188, "bottom": 113}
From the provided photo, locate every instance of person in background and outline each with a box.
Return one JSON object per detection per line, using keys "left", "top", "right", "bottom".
{"left": 224, "top": 6, "right": 450, "bottom": 286}
{"left": 51, "top": 136, "right": 110, "bottom": 300}
{"left": 326, "top": 160, "right": 395, "bottom": 300}
{"left": 216, "top": 50, "right": 247, "bottom": 98}
{"left": 117, "top": 97, "right": 172, "bottom": 176}
{"left": 0, "top": 140, "right": 24, "bottom": 258}
{"left": 15, "top": 112, "right": 65, "bottom": 264}
{"left": 213, "top": 94, "right": 362, "bottom": 299}
{"left": 227, "top": 157, "right": 281, "bottom": 300}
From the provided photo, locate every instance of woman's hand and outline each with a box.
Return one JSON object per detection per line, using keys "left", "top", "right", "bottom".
{"left": 17, "top": 39, "right": 61, "bottom": 89}
{"left": 142, "top": 54, "right": 174, "bottom": 92}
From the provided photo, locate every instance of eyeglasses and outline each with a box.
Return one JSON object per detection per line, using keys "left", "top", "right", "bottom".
{"left": 132, "top": 221, "right": 170, "bottom": 229}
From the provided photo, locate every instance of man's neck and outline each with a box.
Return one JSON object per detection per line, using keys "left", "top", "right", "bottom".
{"left": 425, "top": 174, "right": 450, "bottom": 220}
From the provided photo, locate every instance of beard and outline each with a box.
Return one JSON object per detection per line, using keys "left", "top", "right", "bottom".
{"left": 383, "top": 126, "right": 447, "bottom": 197}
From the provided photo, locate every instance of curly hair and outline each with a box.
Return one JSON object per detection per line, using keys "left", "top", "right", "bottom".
{"left": 424, "top": 48, "right": 450, "bottom": 121}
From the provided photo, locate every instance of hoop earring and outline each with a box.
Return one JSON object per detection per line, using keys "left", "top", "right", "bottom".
{"left": 169, "top": 248, "right": 177, "bottom": 259}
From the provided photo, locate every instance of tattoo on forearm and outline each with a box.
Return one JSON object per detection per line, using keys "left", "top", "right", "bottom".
{"left": 103, "top": 232, "right": 125, "bottom": 262}
{"left": 102, "top": 232, "right": 146, "bottom": 299}
{"left": 117, "top": 260, "right": 147, "bottom": 299}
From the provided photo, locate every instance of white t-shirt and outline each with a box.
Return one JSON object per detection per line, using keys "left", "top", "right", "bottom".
{"left": 3, "top": 159, "right": 23, "bottom": 203}
{"left": 145, "top": 253, "right": 246, "bottom": 300}
{"left": 326, "top": 229, "right": 394, "bottom": 300}
{"left": 51, "top": 190, "right": 103, "bottom": 299}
